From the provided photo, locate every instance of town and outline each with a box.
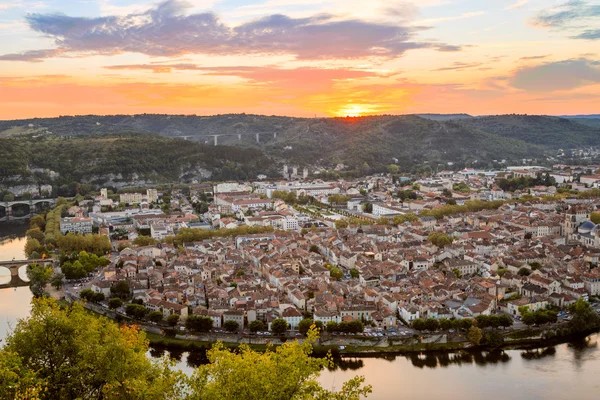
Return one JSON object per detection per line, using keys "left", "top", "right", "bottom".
{"left": 25, "top": 162, "right": 600, "bottom": 342}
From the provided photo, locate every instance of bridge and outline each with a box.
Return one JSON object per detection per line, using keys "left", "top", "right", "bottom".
{"left": 0, "top": 259, "right": 57, "bottom": 289}
{"left": 172, "top": 132, "right": 278, "bottom": 146}
{"left": 0, "top": 198, "right": 56, "bottom": 221}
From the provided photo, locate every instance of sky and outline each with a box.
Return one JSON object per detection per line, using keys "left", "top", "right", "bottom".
{"left": 0, "top": 0, "right": 599, "bottom": 119}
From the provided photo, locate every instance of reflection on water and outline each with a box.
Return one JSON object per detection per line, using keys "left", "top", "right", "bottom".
{"left": 521, "top": 347, "right": 556, "bottom": 361}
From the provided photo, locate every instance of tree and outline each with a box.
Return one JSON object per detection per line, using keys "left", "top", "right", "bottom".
{"left": 80, "top": 288, "right": 95, "bottom": 302}
{"left": 50, "top": 272, "right": 64, "bottom": 291}
{"left": 108, "top": 297, "right": 123, "bottom": 310}
{"left": 467, "top": 326, "right": 483, "bottom": 346}
{"left": 133, "top": 235, "right": 158, "bottom": 246}
{"left": 186, "top": 315, "right": 214, "bottom": 332}
{"left": 92, "top": 292, "right": 105, "bottom": 303}
{"left": 350, "top": 268, "right": 359, "bottom": 279}
{"left": 1, "top": 298, "right": 184, "bottom": 399}
{"left": 298, "top": 319, "right": 314, "bottom": 336}
{"left": 424, "top": 318, "right": 440, "bottom": 332}
{"left": 517, "top": 267, "right": 531, "bottom": 276}
{"left": 167, "top": 314, "right": 180, "bottom": 327}
{"left": 148, "top": 311, "right": 164, "bottom": 323}
{"left": 125, "top": 303, "right": 147, "bottom": 319}
{"left": 26, "top": 263, "right": 53, "bottom": 298}
{"left": 223, "top": 320, "right": 240, "bottom": 332}
{"left": 411, "top": 318, "right": 426, "bottom": 331}
{"left": 484, "top": 330, "right": 504, "bottom": 348}
{"left": 111, "top": 280, "right": 130, "bottom": 299}
{"left": 187, "top": 327, "right": 372, "bottom": 400}
{"left": 326, "top": 321, "right": 339, "bottom": 332}
{"left": 428, "top": 232, "right": 453, "bottom": 248}
{"left": 567, "top": 298, "right": 600, "bottom": 333}
{"left": 25, "top": 228, "right": 45, "bottom": 243}
{"left": 24, "top": 239, "right": 43, "bottom": 259}
{"left": 387, "top": 164, "right": 400, "bottom": 174}
{"left": 249, "top": 320, "right": 266, "bottom": 333}
{"left": 29, "top": 215, "right": 46, "bottom": 230}
{"left": 330, "top": 266, "right": 344, "bottom": 280}
{"left": 335, "top": 220, "right": 349, "bottom": 229}
{"left": 439, "top": 318, "right": 452, "bottom": 331}
{"left": 271, "top": 318, "right": 288, "bottom": 335}
{"left": 498, "top": 314, "right": 513, "bottom": 329}
{"left": 521, "top": 312, "right": 536, "bottom": 326}
{"left": 590, "top": 212, "right": 600, "bottom": 224}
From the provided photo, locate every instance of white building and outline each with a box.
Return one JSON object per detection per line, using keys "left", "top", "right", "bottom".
{"left": 60, "top": 217, "right": 93, "bottom": 235}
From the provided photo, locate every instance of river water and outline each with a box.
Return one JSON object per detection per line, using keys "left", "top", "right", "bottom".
{"left": 1, "top": 223, "right": 600, "bottom": 399}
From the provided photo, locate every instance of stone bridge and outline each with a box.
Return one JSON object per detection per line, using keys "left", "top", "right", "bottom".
{"left": 0, "top": 258, "right": 57, "bottom": 289}
{"left": 0, "top": 199, "right": 56, "bottom": 221}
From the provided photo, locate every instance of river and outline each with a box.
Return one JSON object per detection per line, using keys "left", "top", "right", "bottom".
{"left": 1, "top": 223, "right": 600, "bottom": 399}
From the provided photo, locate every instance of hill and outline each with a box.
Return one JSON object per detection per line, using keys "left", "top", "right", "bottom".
{"left": 456, "top": 115, "right": 600, "bottom": 149}
{"left": 0, "top": 133, "right": 274, "bottom": 190}
{"left": 2, "top": 114, "right": 600, "bottom": 187}
{"left": 413, "top": 114, "right": 473, "bottom": 121}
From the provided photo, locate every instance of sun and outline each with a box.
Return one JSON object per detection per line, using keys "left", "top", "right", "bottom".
{"left": 334, "top": 103, "right": 377, "bottom": 117}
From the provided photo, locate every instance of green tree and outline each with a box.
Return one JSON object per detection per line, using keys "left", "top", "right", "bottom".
{"left": 349, "top": 268, "right": 359, "bottom": 279}
{"left": 298, "top": 319, "right": 314, "bottom": 336}
{"left": 387, "top": 164, "right": 400, "bottom": 174}
{"left": 467, "top": 326, "right": 483, "bottom": 346}
{"left": 249, "top": 320, "right": 266, "bottom": 333}
{"left": 484, "top": 330, "right": 504, "bottom": 348}
{"left": 424, "top": 318, "right": 440, "bottom": 332}
{"left": 25, "top": 228, "right": 45, "bottom": 243}
{"left": 148, "top": 311, "right": 164, "bottom": 323}
{"left": 271, "top": 318, "right": 288, "bottom": 335}
{"left": 125, "top": 303, "right": 148, "bottom": 319}
{"left": 80, "top": 288, "right": 95, "bottom": 302}
{"left": 223, "top": 320, "right": 240, "bottom": 332}
{"left": 50, "top": 272, "right": 64, "bottom": 291}
{"left": 1, "top": 298, "right": 184, "bottom": 399}
{"left": 108, "top": 297, "right": 123, "bottom": 310}
{"left": 326, "top": 321, "right": 339, "bottom": 332}
{"left": 133, "top": 235, "right": 158, "bottom": 246}
{"left": 186, "top": 315, "right": 214, "bottom": 332}
{"left": 330, "top": 267, "right": 344, "bottom": 280}
{"left": 428, "top": 232, "right": 453, "bottom": 248}
{"left": 167, "top": 314, "right": 180, "bottom": 327}
{"left": 187, "top": 327, "right": 372, "bottom": 400}
{"left": 591, "top": 212, "right": 600, "bottom": 224}
{"left": 439, "top": 318, "right": 452, "bottom": 331}
{"left": 518, "top": 267, "right": 531, "bottom": 276}
{"left": 26, "top": 263, "right": 53, "bottom": 298}
{"left": 335, "top": 220, "right": 349, "bottom": 229}
{"left": 29, "top": 215, "right": 46, "bottom": 230}
{"left": 568, "top": 298, "right": 600, "bottom": 333}
{"left": 111, "top": 280, "right": 130, "bottom": 299}
{"left": 498, "top": 314, "right": 513, "bottom": 329}
{"left": 24, "top": 239, "right": 43, "bottom": 259}
{"left": 411, "top": 318, "right": 426, "bottom": 331}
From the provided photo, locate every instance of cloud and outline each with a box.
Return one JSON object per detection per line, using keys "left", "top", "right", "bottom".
{"left": 8, "top": 0, "right": 461, "bottom": 62}
{"left": 510, "top": 58, "right": 600, "bottom": 92}
{"left": 104, "top": 64, "right": 383, "bottom": 91}
{"left": 506, "top": 0, "right": 529, "bottom": 10}
{"left": 433, "top": 62, "right": 483, "bottom": 71}
{"left": 571, "top": 29, "right": 600, "bottom": 40}
{"left": 417, "top": 11, "right": 486, "bottom": 25}
{"left": 532, "top": 0, "right": 600, "bottom": 28}
{"left": 0, "top": 49, "right": 62, "bottom": 62}
{"left": 518, "top": 54, "right": 549, "bottom": 61}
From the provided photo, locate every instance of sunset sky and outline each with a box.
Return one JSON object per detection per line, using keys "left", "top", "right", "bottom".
{"left": 0, "top": 0, "right": 599, "bottom": 119}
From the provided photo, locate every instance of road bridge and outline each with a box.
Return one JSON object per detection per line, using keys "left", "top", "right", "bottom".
{"left": 0, "top": 198, "right": 55, "bottom": 221}
{"left": 172, "top": 132, "right": 278, "bottom": 145}
{"left": 0, "top": 259, "right": 57, "bottom": 289}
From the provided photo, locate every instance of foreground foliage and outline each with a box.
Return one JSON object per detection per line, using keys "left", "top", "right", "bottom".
{"left": 0, "top": 299, "right": 371, "bottom": 400}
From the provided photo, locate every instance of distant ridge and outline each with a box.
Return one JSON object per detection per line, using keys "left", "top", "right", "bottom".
{"left": 413, "top": 113, "right": 473, "bottom": 121}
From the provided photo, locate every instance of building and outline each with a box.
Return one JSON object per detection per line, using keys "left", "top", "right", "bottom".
{"left": 100, "top": 188, "right": 108, "bottom": 198}
{"left": 146, "top": 189, "right": 158, "bottom": 203}
{"left": 60, "top": 217, "right": 93, "bottom": 235}
{"left": 120, "top": 192, "right": 144, "bottom": 204}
